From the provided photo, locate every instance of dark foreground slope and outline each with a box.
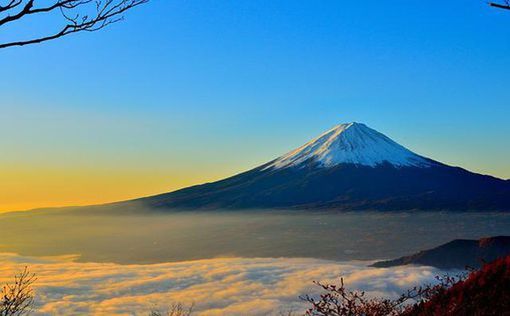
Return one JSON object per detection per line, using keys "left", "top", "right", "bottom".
{"left": 406, "top": 255, "right": 510, "bottom": 316}
{"left": 136, "top": 161, "right": 510, "bottom": 211}
{"left": 304, "top": 254, "right": 510, "bottom": 315}
{"left": 372, "top": 236, "right": 510, "bottom": 269}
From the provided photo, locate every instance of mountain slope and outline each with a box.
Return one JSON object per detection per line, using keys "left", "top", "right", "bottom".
{"left": 372, "top": 236, "right": 510, "bottom": 269}
{"left": 135, "top": 123, "right": 510, "bottom": 211}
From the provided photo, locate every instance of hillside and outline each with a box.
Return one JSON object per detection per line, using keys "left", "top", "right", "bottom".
{"left": 372, "top": 236, "right": 510, "bottom": 269}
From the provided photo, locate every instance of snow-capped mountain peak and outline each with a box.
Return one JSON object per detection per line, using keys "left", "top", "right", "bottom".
{"left": 265, "top": 122, "right": 432, "bottom": 169}
{"left": 138, "top": 121, "right": 510, "bottom": 211}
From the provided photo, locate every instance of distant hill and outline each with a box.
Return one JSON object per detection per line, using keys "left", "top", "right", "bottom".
{"left": 131, "top": 122, "right": 510, "bottom": 211}
{"left": 372, "top": 236, "right": 510, "bottom": 269}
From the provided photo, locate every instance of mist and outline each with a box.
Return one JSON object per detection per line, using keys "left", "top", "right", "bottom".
{"left": 1, "top": 208, "right": 509, "bottom": 264}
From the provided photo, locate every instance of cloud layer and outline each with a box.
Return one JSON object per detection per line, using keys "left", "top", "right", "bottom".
{"left": 0, "top": 253, "right": 443, "bottom": 315}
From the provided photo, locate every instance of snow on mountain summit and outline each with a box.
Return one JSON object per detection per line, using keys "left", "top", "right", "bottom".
{"left": 265, "top": 122, "right": 432, "bottom": 169}
{"left": 138, "top": 122, "right": 510, "bottom": 211}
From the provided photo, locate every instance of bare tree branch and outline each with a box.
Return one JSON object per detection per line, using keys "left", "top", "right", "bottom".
{"left": 0, "top": 0, "right": 23, "bottom": 13}
{"left": 0, "top": 266, "right": 36, "bottom": 316}
{"left": 0, "top": 0, "right": 148, "bottom": 49}
{"left": 490, "top": 1, "right": 510, "bottom": 11}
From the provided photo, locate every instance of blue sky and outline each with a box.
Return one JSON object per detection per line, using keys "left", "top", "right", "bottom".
{"left": 1, "top": 0, "right": 509, "bottom": 210}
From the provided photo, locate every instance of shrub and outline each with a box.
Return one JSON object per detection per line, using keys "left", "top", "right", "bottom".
{"left": 1, "top": 267, "right": 35, "bottom": 316}
{"left": 303, "top": 256, "right": 510, "bottom": 316}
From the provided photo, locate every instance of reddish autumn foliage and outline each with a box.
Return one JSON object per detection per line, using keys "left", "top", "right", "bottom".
{"left": 407, "top": 255, "right": 510, "bottom": 316}
{"left": 305, "top": 255, "right": 510, "bottom": 316}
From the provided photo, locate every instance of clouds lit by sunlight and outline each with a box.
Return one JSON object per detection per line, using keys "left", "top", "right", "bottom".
{"left": 0, "top": 253, "right": 445, "bottom": 315}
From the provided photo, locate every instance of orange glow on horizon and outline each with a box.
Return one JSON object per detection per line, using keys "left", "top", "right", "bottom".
{"left": 0, "top": 165, "right": 231, "bottom": 213}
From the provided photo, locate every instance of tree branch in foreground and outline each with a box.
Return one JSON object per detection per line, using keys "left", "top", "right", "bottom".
{"left": 0, "top": 0, "right": 148, "bottom": 49}
{"left": 490, "top": 1, "right": 510, "bottom": 11}
{"left": 1, "top": 267, "right": 36, "bottom": 316}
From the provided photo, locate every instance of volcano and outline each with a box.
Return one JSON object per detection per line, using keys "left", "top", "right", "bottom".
{"left": 136, "top": 123, "right": 510, "bottom": 211}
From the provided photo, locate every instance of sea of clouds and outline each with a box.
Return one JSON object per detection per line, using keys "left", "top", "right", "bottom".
{"left": 0, "top": 253, "right": 444, "bottom": 315}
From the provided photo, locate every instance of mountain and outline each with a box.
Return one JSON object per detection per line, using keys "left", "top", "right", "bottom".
{"left": 135, "top": 122, "right": 510, "bottom": 211}
{"left": 371, "top": 236, "right": 510, "bottom": 269}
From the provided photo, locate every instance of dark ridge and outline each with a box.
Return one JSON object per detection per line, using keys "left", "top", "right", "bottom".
{"left": 372, "top": 236, "right": 510, "bottom": 269}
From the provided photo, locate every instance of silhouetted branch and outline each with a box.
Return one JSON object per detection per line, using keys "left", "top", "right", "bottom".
{"left": 1, "top": 267, "right": 36, "bottom": 316}
{"left": 490, "top": 1, "right": 510, "bottom": 10}
{"left": 0, "top": 0, "right": 148, "bottom": 49}
{"left": 301, "top": 273, "right": 466, "bottom": 316}
{"left": 0, "top": 0, "right": 23, "bottom": 13}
